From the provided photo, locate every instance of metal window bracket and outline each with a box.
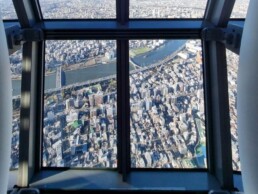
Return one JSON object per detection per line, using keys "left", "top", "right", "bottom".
{"left": 8, "top": 185, "right": 40, "bottom": 194}
{"left": 202, "top": 24, "right": 243, "bottom": 54}
{"left": 5, "top": 25, "right": 22, "bottom": 54}
{"left": 19, "top": 28, "right": 44, "bottom": 42}
{"left": 14, "top": 28, "right": 44, "bottom": 43}
{"left": 5, "top": 25, "right": 43, "bottom": 53}
{"left": 9, "top": 188, "right": 40, "bottom": 194}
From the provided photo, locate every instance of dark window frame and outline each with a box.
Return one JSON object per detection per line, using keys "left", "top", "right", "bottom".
{"left": 4, "top": 0, "right": 246, "bottom": 192}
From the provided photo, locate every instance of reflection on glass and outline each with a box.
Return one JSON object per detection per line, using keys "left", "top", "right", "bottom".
{"left": 231, "top": 0, "right": 250, "bottom": 18}
{"left": 39, "top": 0, "right": 116, "bottom": 19}
{"left": 0, "top": 0, "right": 17, "bottom": 20}
{"left": 10, "top": 49, "right": 22, "bottom": 169}
{"left": 226, "top": 49, "right": 240, "bottom": 171}
{"left": 43, "top": 40, "right": 117, "bottom": 168}
{"left": 130, "top": 0, "right": 207, "bottom": 18}
{"left": 129, "top": 40, "right": 206, "bottom": 168}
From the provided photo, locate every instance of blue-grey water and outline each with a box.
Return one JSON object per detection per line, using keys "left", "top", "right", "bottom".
{"left": 12, "top": 40, "right": 186, "bottom": 96}
{"left": 133, "top": 40, "right": 186, "bottom": 66}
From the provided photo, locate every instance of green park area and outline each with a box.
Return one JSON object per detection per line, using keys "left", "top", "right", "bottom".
{"left": 130, "top": 47, "right": 152, "bottom": 57}
{"left": 72, "top": 120, "right": 83, "bottom": 129}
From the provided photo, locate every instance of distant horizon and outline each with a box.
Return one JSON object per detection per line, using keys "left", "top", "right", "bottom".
{"left": 0, "top": 0, "right": 250, "bottom": 20}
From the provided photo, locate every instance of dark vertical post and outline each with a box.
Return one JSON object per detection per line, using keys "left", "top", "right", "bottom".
{"left": 117, "top": 39, "right": 130, "bottom": 181}
{"left": 116, "top": 0, "right": 130, "bottom": 181}
{"left": 13, "top": 0, "right": 43, "bottom": 187}
{"left": 203, "top": 0, "right": 236, "bottom": 190}
{"left": 116, "top": 0, "right": 129, "bottom": 25}
{"left": 34, "top": 41, "right": 45, "bottom": 173}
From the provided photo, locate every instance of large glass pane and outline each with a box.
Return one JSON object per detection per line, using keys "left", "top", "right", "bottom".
{"left": 10, "top": 49, "right": 22, "bottom": 169}
{"left": 0, "top": 0, "right": 17, "bottom": 20}
{"left": 39, "top": 0, "right": 116, "bottom": 19}
{"left": 226, "top": 49, "right": 241, "bottom": 171}
{"left": 130, "top": 0, "right": 208, "bottom": 19}
{"left": 231, "top": 0, "right": 250, "bottom": 18}
{"left": 43, "top": 40, "right": 117, "bottom": 168}
{"left": 129, "top": 39, "right": 206, "bottom": 168}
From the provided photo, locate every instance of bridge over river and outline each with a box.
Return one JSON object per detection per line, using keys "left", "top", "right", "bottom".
{"left": 46, "top": 44, "right": 185, "bottom": 94}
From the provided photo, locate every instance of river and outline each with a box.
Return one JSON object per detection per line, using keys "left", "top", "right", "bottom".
{"left": 12, "top": 40, "right": 186, "bottom": 96}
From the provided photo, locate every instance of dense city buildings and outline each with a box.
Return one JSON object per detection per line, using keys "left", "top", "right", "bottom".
{"left": 43, "top": 40, "right": 117, "bottom": 167}
{"left": 226, "top": 50, "right": 241, "bottom": 171}
{"left": 231, "top": 0, "right": 250, "bottom": 18}
{"left": 42, "top": 39, "right": 207, "bottom": 168}
{"left": 1, "top": 0, "right": 248, "bottom": 170}
{"left": 0, "top": 0, "right": 17, "bottom": 19}
{"left": 130, "top": 0, "right": 207, "bottom": 18}
{"left": 129, "top": 40, "right": 206, "bottom": 168}
{"left": 39, "top": 0, "right": 116, "bottom": 19}
{"left": 43, "top": 78, "right": 118, "bottom": 167}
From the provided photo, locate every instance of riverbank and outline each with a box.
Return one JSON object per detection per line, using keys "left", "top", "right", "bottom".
{"left": 12, "top": 40, "right": 187, "bottom": 96}
{"left": 130, "top": 46, "right": 152, "bottom": 57}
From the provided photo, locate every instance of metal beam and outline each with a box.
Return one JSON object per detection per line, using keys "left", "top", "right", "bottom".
{"left": 204, "top": 0, "right": 235, "bottom": 27}
{"left": 4, "top": 24, "right": 21, "bottom": 54}
{"left": 202, "top": 24, "right": 243, "bottom": 55}
{"left": 34, "top": 41, "right": 45, "bottom": 173}
{"left": 117, "top": 40, "right": 130, "bottom": 181}
{"left": 4, "top": 24, "right": 43, "bottom": 54}
{"left": 40, "top": 20, "right": 202, "bottom": 40}
{"left": 203, "top": 40, "right": 234, "bottom": 190}
{"left": 117, "top": 0, "right": 129, "bottom": 24}
{"left": 12, "top": 0, "right": 42, "bottom": 28}
{"left": 203, "top": 0, "right": 236, "bottom": 190}
{"left": 18, "top": 41, "right": 40, "bottom": 187}
{"left": 10, "top": 0, "right": 43, "bottom": 187}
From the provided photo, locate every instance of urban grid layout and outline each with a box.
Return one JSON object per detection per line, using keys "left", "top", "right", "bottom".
{"left": 0, "top": 0, "right": 249, "bottom": 171}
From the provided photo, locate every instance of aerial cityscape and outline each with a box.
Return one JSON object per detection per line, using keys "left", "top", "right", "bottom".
{"left": 0, "top": 0, "right": 249, "bottom": 19}
{"left": 42, "top": 39, "right": 207, "bottom": 168}
{"left": 1, "top": 0, "right": 248, "bottom": 170}
{"left": 226, "top": 50, "right": 241, "bottom": 171}
{"left": 129, "top": 40, "right": 206, "bottom": 168}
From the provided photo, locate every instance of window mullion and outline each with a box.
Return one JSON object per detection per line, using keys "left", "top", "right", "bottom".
{"left": 202, "top": 39, "right": 233, "bottom": 189}
{"left": 18, "top": 41, "right": 39, "bottom": 187}
{"left": 117, "top": 39, "right": 130, "bottom": 180}
{"left": 116, "top": 0, "right": 129, "bottom": 24}
{"left": 13, "top": 0, "right": 42, "bottom": 28}
{"left": 203, "top": 0, "right": 236, "bottom": 189}
{"left": 116, "top": 0, "right": 130, "bottom": 180}
{"left": 35, "top": 40, "right": 45, "bottom": 172}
